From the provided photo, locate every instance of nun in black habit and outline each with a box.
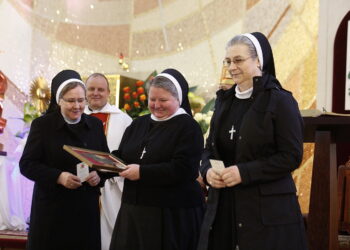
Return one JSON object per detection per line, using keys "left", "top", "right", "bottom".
{"left": 109, "top": 69, "right": 205, "bottom": 250}
{"left": 20, "top": 70, "right": 109, "bottom": 250}
{"left": 197, "top": 32, "right": 308, "bottom": 250}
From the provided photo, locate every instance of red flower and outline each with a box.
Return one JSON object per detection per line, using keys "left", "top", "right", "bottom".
{"left": 123, "top": 93, "right": 131, "bottom": 101}
{"left": 124, "top": 103, "right": 131, "bottom": 111}
{"left": 139, "top": 94, "right": 146, "bottom": 102}
{"left": 136, "top": 80, "right": 144, "bottom": 87}
{"left": 137, "top": 87, "right": 144, "bottom": 94}
{"left": 132, "top": 91, "right": 138, "bottom": 99}
{"left": 134, "top": 101, "right": 140, "bottom": 108}
{"left": 123, "top": 86, "right": 131, "bottom": 93}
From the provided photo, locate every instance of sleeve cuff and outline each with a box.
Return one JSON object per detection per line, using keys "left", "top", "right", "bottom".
{"left": 236, "top": 163, "right": 250, "bottom": 185}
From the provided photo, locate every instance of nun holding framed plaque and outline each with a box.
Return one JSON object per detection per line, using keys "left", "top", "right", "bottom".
{"left": 63, "top": 145, "right": 126, "bottom": 172}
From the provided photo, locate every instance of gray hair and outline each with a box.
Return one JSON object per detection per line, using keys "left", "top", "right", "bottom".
{"left": 59, "top": 81, "right": 86, "bottom": 100}
{"left": 226, "top": 35, "right": 258, "bottom": 59}
{"left": 149, "top": 76, "right": 179, "bottom": 101}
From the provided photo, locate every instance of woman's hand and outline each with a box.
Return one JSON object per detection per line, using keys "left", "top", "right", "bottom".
{"left": 221, "top": 165, "right": 242, "bottom": 187}
{"left": 57, "top": 172, "right": 82, "bottom": 189}
{"left": 86, "top": 171, "right": 101, "bottom": 187}
{"left": 196, "top": 172, "right": 206, "bottom": 189}
{"left": 119, "top": 164, "right": 140, "bottom": 181}
{"left": 206, "top": 168, "right": 226, "bottom": 188}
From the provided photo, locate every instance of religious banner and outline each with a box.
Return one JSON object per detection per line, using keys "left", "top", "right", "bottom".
{"left": 345, "top": 20, "right": 350, "bottom": 110}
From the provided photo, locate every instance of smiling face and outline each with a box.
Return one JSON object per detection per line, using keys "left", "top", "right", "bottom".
{"left": 225, "top": 44, "right": 261, "bottom": 90}
{"left": 86, "top": 75, "right": 110, "bottom": 110}
{"left": 148, "top": 86, "right": 180, "bottom": 119}
{"left": 58, "top": 85, "right": 86, "bottom": 121}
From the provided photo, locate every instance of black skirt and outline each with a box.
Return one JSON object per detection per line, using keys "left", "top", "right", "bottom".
{"left": 109, "top": 203, "right": 204, "bottom": 250}
{"left": 208, "top": 187, "right": 237, "bottom": 250}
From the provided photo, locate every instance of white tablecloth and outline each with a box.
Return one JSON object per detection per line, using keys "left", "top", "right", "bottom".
{"left": 0, "top": 155, "right": 27, "bottom": 230}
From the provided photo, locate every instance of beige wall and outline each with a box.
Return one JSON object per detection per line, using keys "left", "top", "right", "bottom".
{"left": 318, "top": 0, "right": 350, "bottom": 111}
{"left": 0, "top": 0, "right": 320, "bottom": 103}
{"left": 0, "top": 0, "right": 329, "bottom": 213}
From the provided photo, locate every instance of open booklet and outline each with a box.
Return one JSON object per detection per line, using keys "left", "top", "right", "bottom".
{"left": 300, "top": 109, "right": 350, "bottom": 117}
{"left": 63, "top": 145, "right": 127, "bottom": 173}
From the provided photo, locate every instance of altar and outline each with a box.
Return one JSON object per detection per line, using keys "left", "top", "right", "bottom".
{"left": 0, "top": 155, "right": 28, "bottom": 231}
{"left": 0, "top": 71, "right": 32, "bottom": 232}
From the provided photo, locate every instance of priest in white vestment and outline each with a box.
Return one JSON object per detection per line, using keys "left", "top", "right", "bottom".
{"left": 84, "top": 73, "right": 132, "bottom": 250}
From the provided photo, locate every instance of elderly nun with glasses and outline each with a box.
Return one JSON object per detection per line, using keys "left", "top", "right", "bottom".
{"left": 197, "top": 32, "right": 308, "bottom": 250}
{"left": 20, "top": 69, "right": 109, "bottom": 250}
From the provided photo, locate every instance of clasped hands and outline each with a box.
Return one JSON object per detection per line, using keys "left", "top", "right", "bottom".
{"left": 57, "top": 171, "right": 101, "bottom": 189}
{"left": 206, "top": 165, "right": 242, "bottom": 188}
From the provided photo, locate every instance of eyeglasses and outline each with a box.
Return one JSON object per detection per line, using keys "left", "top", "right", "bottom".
{"left": 61, "top": 98, "right": 86, "bottom": 104}
{"left": 223, "top": 57, "right": 251, "bottom": 67}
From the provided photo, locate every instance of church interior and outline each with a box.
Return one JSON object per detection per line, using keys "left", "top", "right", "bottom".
{"left": 0, "top": 0, "right": 349, "bottom": 249}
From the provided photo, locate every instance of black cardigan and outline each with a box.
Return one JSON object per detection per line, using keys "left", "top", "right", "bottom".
{"left": 113, "top": 113, "right": 205, "bottom": 208}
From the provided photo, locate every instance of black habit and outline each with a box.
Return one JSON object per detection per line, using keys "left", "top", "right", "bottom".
{"left": 110, "top": 113, "right": 205, "bottom": 250}
{"left": 198, "top": 74, "right": 308, "bottom": 250}
{"left": 20, "top": 111, "right": 109, "bottom": 250}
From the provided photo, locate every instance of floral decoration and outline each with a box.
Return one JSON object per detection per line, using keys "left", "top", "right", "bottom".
{"left": 188, "top": 91, "right": 206, "bottom": 114}
{"left": 121, "top": 71, "right": 157, "bottom": 118}
{"left": 194, "top": 111, "right": 213, "bottom": 135}
{"left": 15, "top": 77, "right": 50, "bottom": 138}
{"left": 15, "top": 102, "right": 41, "bottom": 138}
{"left": 122, "top": 80, "right": 149, "bottom": 118}
{"left": 188, "top": 86, "right": 215, "bottom": 135}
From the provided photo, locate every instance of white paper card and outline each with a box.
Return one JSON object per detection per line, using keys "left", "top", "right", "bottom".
{"left": 77, "top": 162, "right": 89, "bottom": 182}
{"left": 210, "top": 159, "right": 225, "bottom": 174}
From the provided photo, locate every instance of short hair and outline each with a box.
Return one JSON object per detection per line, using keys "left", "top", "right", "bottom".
{"left": 58, "top": 81, "right": 86, "bottom": 100}
{"left": 86, "top": 73, "right": 110, "bottom": 91}
{"left": 226, "top": 35, "right": 258, "bottom": 59}
{"left": 149, "top": 76, "right": 179, "bottom": 101}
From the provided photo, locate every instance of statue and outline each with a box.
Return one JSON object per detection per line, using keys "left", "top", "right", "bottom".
{"left": 0, "top": 71, "right": 8, "bottom": 155}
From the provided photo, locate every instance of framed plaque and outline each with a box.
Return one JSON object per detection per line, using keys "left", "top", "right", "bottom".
{"left": 63, "top": 145, "right": 126, "bottom": 172}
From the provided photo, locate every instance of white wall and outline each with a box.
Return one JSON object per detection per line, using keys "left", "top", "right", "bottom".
{"left": 318, "top": 0, "right": 350, "bottom": 110}
{"left": 0, "top": 0, "right": 32, "bottom": 93}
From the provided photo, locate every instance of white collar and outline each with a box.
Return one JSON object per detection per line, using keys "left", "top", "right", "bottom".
{"left": 235, "top": 85, "right": 253, "bottom": 99}
{"left": 85, "top": 103, "right": 122, "bottom": 114}
{"left": 61, "top": 112, "right": 81, "bottom": 124}
{"left": 150, "top": 108, "right": 187, "bottom": 122}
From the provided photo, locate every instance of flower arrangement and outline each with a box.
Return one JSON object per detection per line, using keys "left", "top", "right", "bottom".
{"left": 188, "top": 92, "right": 206, "bottom": 114}
{"left": 121, "top": 71, "right": 157, "bottom": 118}
{"left": 15, "top": 102, "right": 41, "bottom": 138}
{"left": 23, "top": 102, "right": 41, "bottom": 123}
{"left": 15, "top": 77, "right": 50, "bottom": 138}
{"left": 122, "top": 80, "right": 150, "bottom": 118}
{"left": 188, "top": 86, "right": 215, "bottom": 135}
{"left": 194, "top": 110, "right": 213, "bottom": 134}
